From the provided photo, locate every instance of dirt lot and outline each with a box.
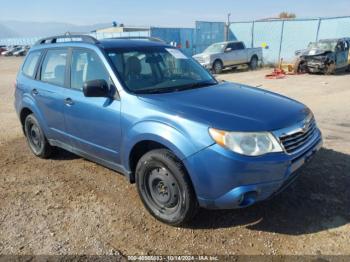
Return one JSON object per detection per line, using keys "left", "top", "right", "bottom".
{"left": 0, "top": 57, "right": 349, "bottom": 256}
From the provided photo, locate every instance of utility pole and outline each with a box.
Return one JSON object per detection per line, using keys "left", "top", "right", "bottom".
{"left": 225, "top": 13, "right": 231, "bottom": 41}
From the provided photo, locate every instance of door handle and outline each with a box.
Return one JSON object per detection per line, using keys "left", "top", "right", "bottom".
{"left": 64, "top": 97, "right": 74, "bottom": 106}
{"left": 31, "top": 89, "right": 39, "bottom": 96}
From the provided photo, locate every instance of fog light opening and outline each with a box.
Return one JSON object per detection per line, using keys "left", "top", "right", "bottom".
{"left": 238, "top": 191, "right": 257, "bottom": 207}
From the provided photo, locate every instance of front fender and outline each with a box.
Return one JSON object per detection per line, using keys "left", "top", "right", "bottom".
{"left": 122, "top": 120, "right": 199, "bottom": 170}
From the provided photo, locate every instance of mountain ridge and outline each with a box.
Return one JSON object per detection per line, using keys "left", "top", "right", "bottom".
{"left": 0, "top": 20, "right": 111, "bottom": 38}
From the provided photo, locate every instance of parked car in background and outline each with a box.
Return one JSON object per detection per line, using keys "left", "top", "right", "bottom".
{"left": 294, "top": 38, "right": 350, "bottom": 74}
{"left": 1, "top": 46, "right": 22, "bottom": 56}
{"left": 193, "top": 41, "right": 263, "bottom": 73}
{"left": 1, "top": 47, "right": 10, "bottom": 56}
{"left": 13, "top": 46, "right": 30, "bottom": 57}
{"left": 15, "top": 35, "right": 322, "bottom": 225}
{"left": 0, "top": 45, "right": 6, "bottom": 54}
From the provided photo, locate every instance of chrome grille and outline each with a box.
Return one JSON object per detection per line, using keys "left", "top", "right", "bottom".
{"left": 279, "top": 118, "right": 317, "bottom": 154}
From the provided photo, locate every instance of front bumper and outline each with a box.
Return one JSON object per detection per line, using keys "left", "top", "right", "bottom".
{"left": 184, "top": 129, "right": 322, "bottom": 209}
{"left": 199, "top": 62, "right": 212, "bottom": 70}
{"left": 306, "top": 61, "right": 326, "bottom": 73}
{"left": 193, "top": 58, "right": 212, "bottom": 69}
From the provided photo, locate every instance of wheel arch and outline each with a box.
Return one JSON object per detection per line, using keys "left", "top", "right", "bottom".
{"left": 19, "top": 107, "right": 33, "bottom": 134}
{"left": 250, "top": 54, "right": 259, "bottom": 61}
{"left": 128, "top": 140, "right": 170, "bottom": 182}
{"left": 213, "top": 58, "right": 223, "bottom": 67}
{"left": 19, "top": 96, "right": 49, "bottom": 136}
{"left": 123, "top": 121, "right": 199, "bottom": 183}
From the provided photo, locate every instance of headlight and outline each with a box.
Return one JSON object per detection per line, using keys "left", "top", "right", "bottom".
{"left": 209, "top": 128, "right": 283, "bottom": 156}
{"left": 202, "top": 55, "right": 210, "bottom": 62}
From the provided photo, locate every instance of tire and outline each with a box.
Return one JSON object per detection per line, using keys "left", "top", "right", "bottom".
{"left": 212, "top": 60, "right": 223, "bottom": 74}
{"left": 294, "top": 59, "right": 309, "bottom": 74}
{"left": 249, "top": 56, "right": 258, "bottom": 70}
{"left": 293, "top": 59, "right": 302, "bottom": 74}
{"left": 324, "top": 61, "right": 336, "bottom": 75}
{"left": 135, "top": 149, "right": 199, "bottom": 226}
{"left": 24, "top": 114, "right": 53, "bottom": 159}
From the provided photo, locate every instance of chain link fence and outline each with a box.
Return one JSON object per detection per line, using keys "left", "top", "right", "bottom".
{"left": 228, "top": 16, "right": 350, "bottom": 64}
{"left": 1, "top": 16, "right": 349, "bottom": 63}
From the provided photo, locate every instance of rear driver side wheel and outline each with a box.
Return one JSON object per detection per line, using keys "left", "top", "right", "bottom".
{"left": 249, "top": 56, "right": 259, "bottom": 70}
{"left": 135, "top": 149, "right": 198, "bottom": 226}
{"left": 24, "top": 114, "right": 53, "bottom": 159}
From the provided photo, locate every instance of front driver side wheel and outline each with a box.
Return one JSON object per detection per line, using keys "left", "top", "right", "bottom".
{"left": 213, "top": 60, "right": 223, "bottom": 74}
{"left": 135, "top": 149, "right": 198, "bottom": 226}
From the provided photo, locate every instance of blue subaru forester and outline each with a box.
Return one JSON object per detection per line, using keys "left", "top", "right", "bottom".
{"left": 15, "top": 35, "right": 322, "bottom": 225}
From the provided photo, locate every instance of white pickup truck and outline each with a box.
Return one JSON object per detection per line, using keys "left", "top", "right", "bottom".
{"left": 193, "top": 41, "right": 263, "bottom": 73}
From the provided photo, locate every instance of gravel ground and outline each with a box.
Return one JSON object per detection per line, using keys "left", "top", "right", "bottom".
{"left": 0, "top": 57, "right": 349, "bottom": 256}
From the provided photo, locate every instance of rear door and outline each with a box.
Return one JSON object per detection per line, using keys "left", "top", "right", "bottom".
{"left": 63, "top": 48, "right": 122, "bottom": 164}
{"left": 224, "top": 42, "right": 246, "bottom": 66}
{"left": 232, "top": 42, "right": 247, "bottom": 64}
{"left": 32, "top": 48, "right": 69, "bottom": 143}
{"left": 223, "top": 43, "right": 236, "bottom": 66}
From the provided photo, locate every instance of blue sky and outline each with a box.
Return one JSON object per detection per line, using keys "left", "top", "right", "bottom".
{"left": 1, "top": 0, "right": 349, "bottom": 26}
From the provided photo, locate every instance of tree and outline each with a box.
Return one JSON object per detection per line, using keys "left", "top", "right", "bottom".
{"left": 279, "top": 12, "right": 296, "bottom": 19}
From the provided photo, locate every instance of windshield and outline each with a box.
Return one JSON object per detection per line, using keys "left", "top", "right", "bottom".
{"left": 203, "top": 43, "right": 226, "bottom": 54}
{"left": 311, "top": 41, "right": 337, "bottom": 51}
{"left": 107, "top": 46, "right": 216, "bottom": 94}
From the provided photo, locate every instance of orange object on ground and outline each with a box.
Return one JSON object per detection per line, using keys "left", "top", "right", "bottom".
{"left": 265, "top": 68, "right": 286, "bottom": 79}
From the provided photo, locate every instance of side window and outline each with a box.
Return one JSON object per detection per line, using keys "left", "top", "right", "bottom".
{"left": 336, "top": 41, "right": 346, "bottom": 52}
{"left": 71, "top": 49, "right": 110, "bottom": 90}
{"left": 231, "top": 42, "right": 244, "bottom": 50}
{"left": 22, "top": 51, "right": 41, "bottom": 78}
{"left": 237, "top": 42, "right": 245, "bottom": 50}
{"left": 344, "top": 41, "right": 349, "bottom": 50}
{"left": 226, "top": 43, "right": 234, "bottom": 51}
{"left": 41, "top": 49, "right": 67, "bottom": 86}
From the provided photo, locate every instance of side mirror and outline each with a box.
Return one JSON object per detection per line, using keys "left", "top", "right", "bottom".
{"left": 83, "top": 79, "right": 110, "bottom": 98}
{"left": 225, "top": 47, "right": 232, "bottom": 53}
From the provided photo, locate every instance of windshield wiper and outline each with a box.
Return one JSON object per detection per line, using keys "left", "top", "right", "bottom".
{"left": 135, "top": 80, "right": 217, "bottom": 95}
{"left": 176, "top": 80, "right": 217, "bottom": 91}
{"left": 134, "top": 87, "right": 175, "bottom": 94}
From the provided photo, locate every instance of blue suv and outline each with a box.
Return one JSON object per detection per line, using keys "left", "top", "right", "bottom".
{"left": 15, "top": 35, "right": 322, "bottom": 225}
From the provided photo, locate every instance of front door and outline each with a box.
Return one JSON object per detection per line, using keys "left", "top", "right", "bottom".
{"left": 335, "top": 40, "right": 349, "bottom": 69}
{"left": 63, "top": 48, "right": 122, "bottom": 164}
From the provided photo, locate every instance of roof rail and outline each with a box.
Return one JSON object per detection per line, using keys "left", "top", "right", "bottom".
{"left": 35, "top": 33, "right": 99, "bottom": 45}
{"left": 107, "top": 36, "right": 165, "bottom": 43}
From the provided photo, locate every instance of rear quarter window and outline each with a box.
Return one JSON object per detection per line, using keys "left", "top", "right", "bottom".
{"left": 22, "top": 51, "right": 42, "bottom": 78}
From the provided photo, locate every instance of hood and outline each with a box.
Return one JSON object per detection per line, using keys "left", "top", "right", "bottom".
{"left": 300, "top": 48, "right": 332, "bottom": 57}
{"left": 138, "top": 82, "right": 309, "bottom": 132}
{"left": 193, "top": 52, "right": 221, "bottom": 58}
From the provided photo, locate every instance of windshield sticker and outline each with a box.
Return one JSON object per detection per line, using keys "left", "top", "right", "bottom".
{"left": 166, "top": 48, "right": 188, "bottom": 59}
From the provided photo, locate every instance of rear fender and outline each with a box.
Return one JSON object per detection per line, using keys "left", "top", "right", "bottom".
{"left": 20, "top": 94, "right": 50, "bottom": 136}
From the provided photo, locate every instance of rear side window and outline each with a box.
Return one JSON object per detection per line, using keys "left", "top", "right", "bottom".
{"left": 22, "top": 51, "right": 41, "bottom": 78}
{"left": 41, "top": 49, "right": 67, "bottom": 86}
{"left": 230, "top": 42, "right": 244, "bottom": 50}
{"left": 70, "top": 49, "right": 110, "bottom": 90}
